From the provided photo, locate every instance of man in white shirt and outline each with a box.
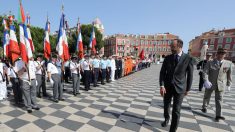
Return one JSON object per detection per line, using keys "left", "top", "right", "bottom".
{"left": 47, "top": 54, "right": 64, "bottom": 103}
{"left": 70, "top": 55, "right": 80, "bottom": 96}
{"left": 92, "top": 55, "right": 100, "bottom": 87}
{"left": 15, "top": 58, "right": 40, "bottom": 113}
{"left": 110, "top": 56, "right": 116, "bottom": 82}
{"left": 82, "top": 55, "right": 91, "bottom": 91}
{"left": 8, "top": 62, "right": 23, "bottom": 105}
{"left": 34, "top": 54, "right": 47, "bottom": 98}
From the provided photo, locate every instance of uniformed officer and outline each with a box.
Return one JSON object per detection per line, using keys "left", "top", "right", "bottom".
{"left": 92, "top": 55, "right": 100, "bottom": 87}
{"left": 106, "top": 56, "right": 111, "bottom": 83}
{"left": 47, "top": 54, "right": 64, "bottom": 103}
{"left": 202, "top": 48, "right": 233, "bottom": 122}
{"left": 8, "top": 62, "right": 23, "bottom": 106}
{"left": 34, "top": 54, "right": 48, "bottom": 97}
{"left": 82, "top": 55, "right": 92, "bottom": 91}
{"left": 15, "top": 58, "right": 39, "bottom": 113}
{"left": 197, "top": 53, "right": 212, "bottom": 91}
{"left": 100, "top": 56, "right": 107, "bottom": 85}
{"left": 70, "top": 55, "right": 80, "bottom": 96}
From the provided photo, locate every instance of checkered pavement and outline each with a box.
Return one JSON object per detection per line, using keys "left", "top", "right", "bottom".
{"left": 0, "top": 64, "right": 235, "bottom": 132}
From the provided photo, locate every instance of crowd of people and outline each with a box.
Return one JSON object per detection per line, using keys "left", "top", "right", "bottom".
{"left": 0, "top": 53, "right": 153, "bottom": 113}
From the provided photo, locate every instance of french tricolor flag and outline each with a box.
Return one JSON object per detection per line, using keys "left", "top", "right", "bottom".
{"left": 56, "top": 13, "right": 70, "bottom": 61}
{"left": 76, "top": 19, "right": 83, "bottom": 58}
{"left": 2, "top": 19, "right": 10, "bottom": 58}
{"left": 44, "top": 18, "right": 51, "bottom": 60}
{"left": 26, "top": 14, "right": 35, "bottom": 52}
{"left": 19, "top": 24, "right": 33, "bottom": 63}
{"left": 89, "top": 25, "right": 96, "bottom": 54}
{"left": 9, "top": 24, "right": 21, "bottom": 63}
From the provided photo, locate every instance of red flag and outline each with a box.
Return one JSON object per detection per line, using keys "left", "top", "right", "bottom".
{"left": 44, "top": 19, "right": 51, "bottom": 60}
{"left": 139, "top": 49, "right": 145, "bottom": 60}
{"left": 9, "top": 24, "right": 21, "bottom": 63}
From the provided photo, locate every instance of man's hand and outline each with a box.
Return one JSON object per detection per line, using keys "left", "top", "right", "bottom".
{"left": 185, "top": 91, "right": 189, "bottom": 96}
{"left": 160, "top": 86, "right": 166, "bottom": 97}
{"left": 203, "top": 81, "right": 212, "bottom": 89}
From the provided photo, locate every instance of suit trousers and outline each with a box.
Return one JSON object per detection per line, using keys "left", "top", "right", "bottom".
{"left": 20, "top": 79, "right": 37, "bottom": 110}
{"left": 10, "top": 78, "right": 23, "bottom": 104}
{"left": 106, "top": 67, "right": 111, "bottom": 82}
{"left": 202, "top": 87, "right": 223, "bottom": 117}
{"left": 84, "top": 70, "right": 91, "bottom": 90}
{"left": 36, "top": 74, "right": 47, "bottom": 96}
{"left": 199, "top": 72, "right": 204, "bottom": 91}
{"left": 101, "top": 69, "right": 106, "bottom": 84}
{"left": 93, "top": 68, "right": 99, "bottom": 86}
{"left": 51, "top": 74, "right": 63, "bottom": 100}
{"left": 72, "top": 73, "right": 80, "bottom": 94}
{"left": 164, "top": 86, "right": 184, "bottom": 132}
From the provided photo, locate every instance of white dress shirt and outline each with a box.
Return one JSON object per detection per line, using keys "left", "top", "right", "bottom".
{"left": 82, "top": 60, "right": 90, "bottom": 71}
{"left": 14, "top": 60, "right": 29, "bottom": 81}
{"left": 70, "top": 61, "right": 80, "bottom": 74}
{"left": 47, "top": 62, "right": 59, "bottom": 74}
{"left": 28, "top": 60, "right": 36, "bottom": 79}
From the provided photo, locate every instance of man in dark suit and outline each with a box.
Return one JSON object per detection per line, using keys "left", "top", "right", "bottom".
{"left": 159, "top": 39, "right": 194, "bottom": 132}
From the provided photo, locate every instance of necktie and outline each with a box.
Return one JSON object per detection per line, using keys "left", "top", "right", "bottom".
{"left": 175, "top": 54, "right": 179, "bottom": 66}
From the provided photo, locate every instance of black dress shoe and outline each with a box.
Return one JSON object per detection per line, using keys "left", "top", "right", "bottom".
{"left": 37, "top": 95, "right": 42, "bottom": 98}
{"left": 54, "top": 99, "right": 59, "bottom": 103}
{"left": 32, "top": 107, "right": 40, "bottom": 110}
{"left": 76, "top": 92, "right": 81, "bottom": 95}
{"left": 43, "top": 94, "right": 49, "bottom": 97}
{"left": 215, "top": 116, "right": 225, "bottom": 122}
{"left": 201, "top": 108, "right": 207, "bottom": 113}
{"left": 27, "top": 109, "right": 32, "bottom": 113}
{"left": 73, "top": 93, "right": 77, "bottom": 96}
{"left": 59, "top": 98, "right": 65, "bottom": 101}
{"left": 161, "top": 119, "right": 169, "bottom": 127}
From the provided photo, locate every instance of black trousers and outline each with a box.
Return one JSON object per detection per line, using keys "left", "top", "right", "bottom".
{"left": 115, "top": 70, "right": 118, "bottom": 79}
{"left": 118, "top": 69, "right": 122, "bottom": 78}
{"left": 199, "top": 72, "right": 204, "bottom": 91}
{"left": 164, "top": 85, "right": 184, "bottom": 132}
{"left": 84, "top": 70, "right": 90, "bottom": 90}
{"left": 10, "top": 78, "right": 23, "bottom": 104}
{"left": 106, "top": 67, "right": 111, "bottom": 82}
{"left": 101, "top": 69, "right": 106, "bottom": 84}
{"left": 93, "top": 68, "right": 99, "bottom": 86}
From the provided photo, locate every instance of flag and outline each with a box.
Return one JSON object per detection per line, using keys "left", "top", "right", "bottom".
{"left": 18, "top": 1, "right": 33, "bottom": 63}
{"left": 26, "top": 14, "right": 35, "bottom": 52}
{"left": 76, "top": 19, "right": 83, "bottom": 58}
{"left": 2, "top": 19, "right": 10, "bottom": 58}
{"left": 18, "top": 0, "right": 26, "bottom": 23}
{"left": 9, "top": 24, "right": 21, "bottom": 63}
{"left": 139, "top": 49, "right": 145, "bottom": 60}
{"left": 44, "top": 18, "right": 51, "bottom": 60}
{"left": 89, "top": 25, "right": 96, "bottom": 54}
{"left": 56, "top": 13, "right": 70, "bottom": 61}
{"left": 19, "top": 24, "right": 33, "bottom": 63}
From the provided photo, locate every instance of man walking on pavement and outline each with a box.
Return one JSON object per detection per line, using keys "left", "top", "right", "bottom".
{"left": 197, "top": 53, "right": 212, "bottom": 91}
{"left": 201, "top": 48, "right": 233, "bottom": 122}
{"left": 159, "top": 39, "right": 194, "bottom": 132}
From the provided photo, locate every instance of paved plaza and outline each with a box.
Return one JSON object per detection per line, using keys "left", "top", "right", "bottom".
{"left": 0, "top": 64, "right": 235, "bottom": 132}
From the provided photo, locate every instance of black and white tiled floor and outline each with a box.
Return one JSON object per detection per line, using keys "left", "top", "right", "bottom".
{"left": 0, "top": 64, "right": 235, "bottom": 132}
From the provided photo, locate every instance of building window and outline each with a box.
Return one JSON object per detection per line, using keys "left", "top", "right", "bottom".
{"left": 226, "top": 37, "right": 232, "bottom": 43}
{"left": 233, "top": 44, "right": 235, "bottom": 49}
{"left": 224, "top": 44, "right": 231, "bottom": 49}
{"left": 217, "top": 44, "right": 223, "bottom": 49}
{"left": 210, "top": 38, "right": 215, "bottom": 44}
{"left": 145, "top": 40, "right": 148, "bottom": 45}
{"left": 218, "top": 38, "right": 223, "bottom": 44}
{"left": 209, "top": 45, "right": 214, "bottom": 50}
{"left": 232, "top": 52, "right": 235, "bottom": 57}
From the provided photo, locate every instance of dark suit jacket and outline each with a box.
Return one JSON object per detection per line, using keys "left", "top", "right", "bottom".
{"left": 159, "top": 53, "right": 194, "bottom": 94}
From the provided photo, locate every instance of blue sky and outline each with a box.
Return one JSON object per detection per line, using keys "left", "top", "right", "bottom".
{"left": 1, "top": 0, "right": 235, "bottom": 52}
